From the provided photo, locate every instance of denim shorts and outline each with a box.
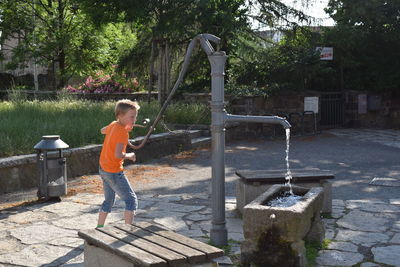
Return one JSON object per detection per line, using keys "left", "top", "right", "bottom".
{"left": 99, "top": 168, "right": 138, "bottom": 213}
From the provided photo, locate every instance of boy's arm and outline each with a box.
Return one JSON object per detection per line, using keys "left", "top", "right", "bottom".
{"left": 131, "top": 124, "right": 146, "bottom": 128}
{"left": 115, "top": 143, "right": 136, "bottom": 162}
{"left": 100, "top": 126, "right": 107, "bottom": 134}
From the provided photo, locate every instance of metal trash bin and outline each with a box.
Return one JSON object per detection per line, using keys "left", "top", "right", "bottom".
{"left": 34, "top": 135, "right": 69, "bottom": 199}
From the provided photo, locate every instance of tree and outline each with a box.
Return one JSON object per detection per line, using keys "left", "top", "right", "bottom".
{"left": 80, "top": 0, "right": 200, "bottom": 102}
{"left": 0, "top": 0, "right": 136, "bottom": 88}
{"left": 323, "top": 0, "right": 400, "bottom": 92}
{"left": 79, "top": 0, "right": 312, "bottom": 101}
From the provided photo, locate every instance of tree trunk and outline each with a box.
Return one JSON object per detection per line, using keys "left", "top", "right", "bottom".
{"left": 57, "top": 0, "right": 66, "bottom": 88}
{"left": 157, "top": 40, "right": 170, "bottom": 105}
{"left": 58, "top": 49, "right": 66, "bottom": 88}
{"left": 156, "top": 39, "right": 172, "bottom": 105}
{"left": 147, "top": 40, "right": 156, "bottom": 103}
{"left": 157, "top": 42, "right": 164, "bottom": 104}
{"left": 165, "top": 41, "right": 170, "bottom": 97}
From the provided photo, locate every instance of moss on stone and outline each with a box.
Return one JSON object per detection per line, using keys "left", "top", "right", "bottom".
{"left": 251, "top": 225, "right": 300, "bottom": 267}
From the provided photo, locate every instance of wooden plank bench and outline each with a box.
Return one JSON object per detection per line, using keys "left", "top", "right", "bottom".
{"left": 235, "top": 169, "right": 334, "bottom": 214}
{"left": 78, "top": 221, "right": 224, "bottom": 267}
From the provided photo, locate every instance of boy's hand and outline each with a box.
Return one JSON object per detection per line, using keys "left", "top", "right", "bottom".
{"left": 125, "top": 124, "right": 134, "bottom": 132}
{"left": 124, "top": 152, "right": 136, "bottom": 162}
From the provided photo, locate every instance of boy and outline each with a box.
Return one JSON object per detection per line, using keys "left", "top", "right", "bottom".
{"left": 97, "top": 99, "right": 140, "bottom": 228}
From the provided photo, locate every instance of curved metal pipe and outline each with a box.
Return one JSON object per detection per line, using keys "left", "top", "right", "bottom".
{"left": 133, "top": 34, "right": 220, "bottom": 149}
{"left": 225, "top": 113, "right": 291, "bottom": 129}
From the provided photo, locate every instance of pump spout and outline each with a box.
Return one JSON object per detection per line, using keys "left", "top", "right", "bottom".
{"left": 225, "top": 114, "right": 291, "bottom": 129}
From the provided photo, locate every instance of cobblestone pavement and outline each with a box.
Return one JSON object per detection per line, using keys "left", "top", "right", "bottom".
{"left": 318, "top": 199, "right": 400, "bottom": 267}
{"left": 328, "top": 128, "right": 400, "bottom": 149}
{"left": 0, "top": 192, "right": 240, "bottom": 266}
{"left": 1, "top": 128, "right": 400, "bottom": 266}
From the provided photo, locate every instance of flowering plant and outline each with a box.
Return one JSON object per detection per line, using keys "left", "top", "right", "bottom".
{"left": 64, "top": 66, "right": 141, "bottom": 94}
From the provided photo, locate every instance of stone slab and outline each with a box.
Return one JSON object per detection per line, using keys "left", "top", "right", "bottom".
{"left": 346, "top": 199, "right": 400, "bottom": 213}
{"left": 372, "top": 245, "right": 400, "bottom": 266}
{"left": 0, "top": 244, "right": 83, "bottom": 267}
{"left": 336, "top": 210, "right": 389, "bottom": 232}
{"left": 360, "top": 263, "right": 381, "bottom": 267}
{"left": 335, "top": 229, "right": 390, "bottom": 245}
{"left": 154, "top": 216, "right": 189, "bottom": 231}
{"left": 370, "top": 177, "right": 400, "bottom": 187}
{"left": 6, "top": 210, "right": 58, "bottom": 224}
{"left": 9, "top": 223, "right": 77, "bottom": 245}
{"left": 390, "top": 233, "right": 400, "bottom": 244}
{"left": 327, "top": 241, "right": 359, "bottom": 253}
{"left": 316, "top": 250, "right": 364, "bottom": 266}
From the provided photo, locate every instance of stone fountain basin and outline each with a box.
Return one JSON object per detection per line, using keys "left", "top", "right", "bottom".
{"left": 243, "top": 184, "right": 324, "bottom": 242}
{"left": 241, "top": 184, "right": 325, "bottom": 266}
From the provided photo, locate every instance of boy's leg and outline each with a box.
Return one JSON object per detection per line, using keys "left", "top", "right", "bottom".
{"left": 97, "top": 211, "right": 108, "bottom": 227}
{"left": 124, "top": 210, "right": 134, "bottom": 224}
{"left": 98, "top": 171, "right": 116, "bottom": 227}
{"left": 111, "top": 172, "right": 138, "bottom": 224}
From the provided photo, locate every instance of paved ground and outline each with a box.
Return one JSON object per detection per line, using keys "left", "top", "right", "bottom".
{"left": 0, "top": 128, "right": 400, "bottom": 266}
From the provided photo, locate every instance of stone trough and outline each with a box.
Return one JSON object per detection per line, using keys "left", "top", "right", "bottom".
{"left": 241, "top": 184, "right": 325, "bottom": 267}
{"left": 235, "top": 169, "right": 334, "bottom": 214}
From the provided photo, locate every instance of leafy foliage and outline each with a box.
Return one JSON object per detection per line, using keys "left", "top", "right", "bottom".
{"left": 322, "top": 0, "right": 400, "bottom": 92}
{"left": 78, "top": 0, "right": 313, "bottom": 96}
{"left": 0, "top": 0, "right": 137, "bottom": 88}
{"left": 228, "top": 28, "right": 336, "bottom": 94}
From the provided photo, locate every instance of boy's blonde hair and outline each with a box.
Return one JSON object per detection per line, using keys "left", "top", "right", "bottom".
{"left": 115, "top": 99, "right": 140, "bottom": 117}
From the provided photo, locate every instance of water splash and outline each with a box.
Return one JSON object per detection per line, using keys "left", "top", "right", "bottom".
{"left": 267, "top": 192, "right": 302, "bottom": 207}
{"left": 285, "top": 128, "right": 293, "bottom": 194}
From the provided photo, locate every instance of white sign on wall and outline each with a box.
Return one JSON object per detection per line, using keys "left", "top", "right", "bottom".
{"left": 304, "top": 97, "right": 319, "bottom": 113}
{"left": 316, "top": 47, "right": 333, "bottom": 60}
{"left": 358, "top": 94, "right": 367, "bottom": 114}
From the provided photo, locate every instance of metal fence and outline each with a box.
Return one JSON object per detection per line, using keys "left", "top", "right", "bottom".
{"left": 320, "top": 92, "right": 344, "bottom": 128}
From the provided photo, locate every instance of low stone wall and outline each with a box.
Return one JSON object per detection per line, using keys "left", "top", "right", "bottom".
{"left": 0, "top": 131, "right": 191, "bottom": 195}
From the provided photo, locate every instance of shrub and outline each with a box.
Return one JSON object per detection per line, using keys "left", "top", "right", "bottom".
{"left": 64, "top": 66, "right": 142, "bottom": 94}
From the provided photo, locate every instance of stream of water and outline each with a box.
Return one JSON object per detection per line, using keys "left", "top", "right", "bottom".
{"left": 285, "top": 128, "right": 293, "bottom": 194}
{"left": 266, "top": 128, "right": 303, "bottom": 208}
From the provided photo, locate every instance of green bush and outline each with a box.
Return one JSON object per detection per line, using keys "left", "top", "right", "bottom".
{"left": 0, "top": 100, "right": 210, "bottom": 157}
{"left": 64, "top": 66, "right": 143, "bottom": 94}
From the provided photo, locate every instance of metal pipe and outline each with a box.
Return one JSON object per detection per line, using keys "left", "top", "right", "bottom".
{"left": 225, "top": 114, "right": 291, "bottom": 129}
{"left": 209, "top": 51, "right": 228, "bottom": 247}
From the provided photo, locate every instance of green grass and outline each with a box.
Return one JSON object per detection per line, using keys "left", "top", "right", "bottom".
{"left": 164, "top": 102, "right": 211, "bottom": 125}
{"left": 0, "top": 99, "right": 210, "bottom": 157}
{"left": 305, "top": 239, "right": 332, "bottom": 267}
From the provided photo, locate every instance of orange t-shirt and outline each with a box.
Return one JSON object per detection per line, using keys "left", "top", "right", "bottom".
{"left": 99, "top": 121, "right": 129, "bottom": 173}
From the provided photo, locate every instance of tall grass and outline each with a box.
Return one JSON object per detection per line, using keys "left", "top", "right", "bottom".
{"left": 0, "top": 99, "right": 210, "bottom": 157}
{"left": 164, "top": 102, "right": 211, "bottom": 125}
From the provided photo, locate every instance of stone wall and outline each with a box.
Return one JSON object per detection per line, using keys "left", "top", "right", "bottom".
{"left": 184, "top": 91, "right": 400, "bottom": 134}
{"left": 183, "top": 92, "right": 319, "bottom": 137}
{"left": 0, "top": 131, "right": 191, "bottom": 195}
{"left": 343, "top": 91, "right": 400, "bottom": 128}
{"left": 228, "top": 92, "right": 321, "bottom": 137}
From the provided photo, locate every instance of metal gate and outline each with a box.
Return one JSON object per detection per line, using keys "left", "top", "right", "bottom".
{"left": 320, "top": 92, "right": 344, "bottom": 128}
